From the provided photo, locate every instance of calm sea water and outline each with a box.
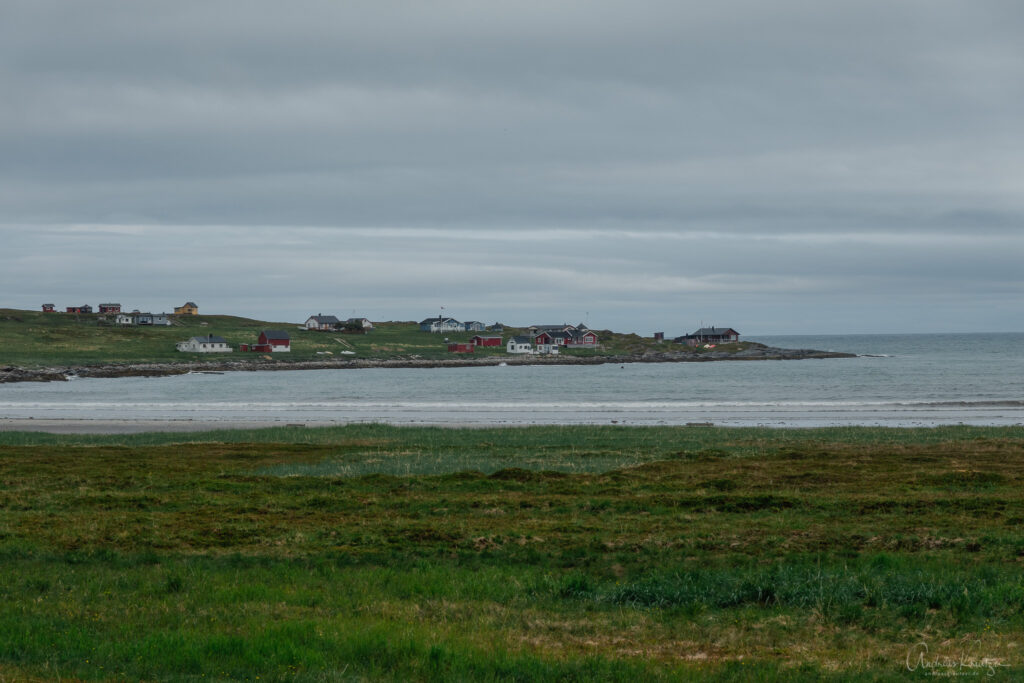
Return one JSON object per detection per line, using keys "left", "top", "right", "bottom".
{"left": 1, "top": 333, "right": 1022, "bottom": 427}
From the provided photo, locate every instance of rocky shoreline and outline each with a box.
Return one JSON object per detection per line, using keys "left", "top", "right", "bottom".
{"left": 0, "top": 345, "right": 855, "bottom": 383}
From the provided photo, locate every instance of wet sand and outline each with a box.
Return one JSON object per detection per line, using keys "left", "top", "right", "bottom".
{"left": 0, "top": 418, "right": 339, "bottom": 434}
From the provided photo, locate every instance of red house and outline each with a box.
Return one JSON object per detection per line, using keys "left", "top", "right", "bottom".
{"left": 42, "top": 304, "right": 55, "bottom": 313}
{"left": 241, "top": 330, "right": 291, "bottom": 353}
{"left": 565, "top": 330, "right": 598, "bottom": 348}
{"left": 66, "top": 305, "right": 93, "bottom": 314}
{"left": 470, "top": 335, "right": 502, "bottom": 347}
{"left": 447, "top": 342, "right": 474, "bottom": 353}
{"left": 98, "top": 303, "right": 121, "bottom": 314}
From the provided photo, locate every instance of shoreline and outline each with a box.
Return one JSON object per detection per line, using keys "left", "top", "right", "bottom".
{"left": 0, "top": 345, "right": 855, "bottom": 384}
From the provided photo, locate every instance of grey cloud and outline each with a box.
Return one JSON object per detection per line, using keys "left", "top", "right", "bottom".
{"left": 1, "top": 1, "right": 1022, "bottom": 332}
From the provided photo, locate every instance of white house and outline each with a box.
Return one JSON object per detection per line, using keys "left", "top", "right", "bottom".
{"left": 420, "top": 317, "right": 464, "bottom": 333}
{"left": 115, "top": 313, "right": 135, "bottom": 326}
{"left": 137, "top": 312, "right": 171, "bottom": 326}
{"left": 176, "top": 335, "right": 233, "bottom": 353}
{"left": 345, "top": 317, "right": 374, "bottom": 330}
{"left": 506, "top": 335, "right": 534, "bottom": 354}
{"left": 305, "top": 314, "right": 341, "bottom": 331}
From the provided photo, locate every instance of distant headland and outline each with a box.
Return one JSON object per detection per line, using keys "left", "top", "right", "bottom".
{"left": 0, "top": 307, "right": 854, "bottom": 383}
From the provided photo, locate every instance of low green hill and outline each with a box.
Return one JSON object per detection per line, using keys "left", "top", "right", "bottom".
{"left": 0, "top": 309, "right": 704, "bottom": 368}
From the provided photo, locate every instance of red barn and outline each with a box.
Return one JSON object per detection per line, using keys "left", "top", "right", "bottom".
{"left": 470, "top": 335, "right": 502, "bottom": 347}
{"left": 447, "top": 342, "right": 474, "bottom": 353}
{"left": 258, "top": 330, "right": 291, "bottom": 352}
{"left": 241, "top": 330, "right": 291, "bottom": 352}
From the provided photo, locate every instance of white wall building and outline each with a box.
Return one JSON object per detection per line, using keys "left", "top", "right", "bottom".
{"left": 506, "top": 336, "right": 534, "bottom": 354}
{"left": 176, "top": 335, "right": 233, "bottom": 353}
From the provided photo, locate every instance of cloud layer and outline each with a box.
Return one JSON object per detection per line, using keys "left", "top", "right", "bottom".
{"left": 2, "top": 1, "right": 1022, "bottom": 333}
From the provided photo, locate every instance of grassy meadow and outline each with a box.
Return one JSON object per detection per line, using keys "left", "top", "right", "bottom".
{"left": 1, "top": 424, "right": 1023, "bottom": 680}
{"left": 0, "top": 308, "right": 698, "bottom": 368}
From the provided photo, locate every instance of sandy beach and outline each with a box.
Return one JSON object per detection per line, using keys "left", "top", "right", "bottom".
{"left": 0, "top": 418, "right": 335, "bottom": 434}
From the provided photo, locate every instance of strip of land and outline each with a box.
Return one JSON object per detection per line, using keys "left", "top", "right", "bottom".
{"left": 0, "top": 308, "right": 854, "bottom": 383}
{"left": 1, "top": 345, "right": 854, "bottom": 383}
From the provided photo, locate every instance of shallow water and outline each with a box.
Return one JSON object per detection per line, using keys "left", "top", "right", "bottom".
{"left": 1, "top": 333, "right": 1022, "bottom": 427}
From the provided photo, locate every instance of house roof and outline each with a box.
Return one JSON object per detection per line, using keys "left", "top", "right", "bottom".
{"left": 308, "top": 315, "right": 340, "bottom": 324}
{"left": 692, "top": 327, "right": 739, "bottom": 336}
{"left": 531, "top": 324, "right": 574, "bottom": 331}
{"left": 260, "top": 330, "right": 290, "bottom": 340}
{"left": 510, "top": 335, "right": 534, "bottom": 344}
{"left": 420, "top": 317, "right": 461, "bottom": 325}
{"left": 190, "top": 335, "right": 227, "bottom": 344}
{"left": 182, "top": 302, "right": 198, "bottom": 308}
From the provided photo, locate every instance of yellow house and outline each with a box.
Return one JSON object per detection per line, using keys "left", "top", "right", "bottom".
{"left": 174, "top": 301, "right": 199, "bottom": 315}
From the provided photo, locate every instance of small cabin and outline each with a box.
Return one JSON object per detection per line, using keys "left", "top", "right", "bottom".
{"left": 345, "top": 317, "right": 374, "bottom": 330}
{"left": 174, "top": 302, "right": 199, "bottom": 315}
{"left": 98, "top": 303, "right": 121, "bottom": 314}
{"left": 470, "top": 335, "right": 502, "bottom": 347}
{"left": 41, "top": 304, "right": 55, "bottom": 313}
{"left": 136, "top": 313, "right": 171, "bottom": 326}
{"left": 506, "top": 336, "right": 534, "bottom": 354}
{"left": 447, "top": 342, "right": 474, "bottom": 353}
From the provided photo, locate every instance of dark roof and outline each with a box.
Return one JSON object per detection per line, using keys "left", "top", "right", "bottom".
{"left": 260, "top": 330, "right": 290, "bottom": 340}
{"left": 191, "top": 335, "right": 227, "bottom": 344}
{"left": 471, "top": 335, "right": 502, "bottom": 340}
{"left": 510, "top": 335, "right": 534, "bottom": 344}
{"left": 420, "top": 317, "right": 460, "bottom": 325}
{"left": 309, "top": 315, "right": 340, "bottom": 324}
{"left": 692, "top": 327, "right": 739, "bottom": 336}
{"left": 183, "top": 302, "right": 198, "bottom": 308}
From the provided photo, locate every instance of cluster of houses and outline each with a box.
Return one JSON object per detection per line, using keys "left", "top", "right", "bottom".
{"left": 44, "top": 303, "right": 125, "bottom": 315}
{"left": 440, "top": 322, "right": 600, "bottom": 355}
{"left": 419, "top": 317, "right": 496, "bottom": 333}
{"left": 42, "top": 299, "right": 738, "bottom": 356}
{"left": 43, "top": 302, "right": 199, "bottom": 325}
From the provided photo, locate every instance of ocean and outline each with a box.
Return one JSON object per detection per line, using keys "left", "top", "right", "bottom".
{"left": 1, "top": 333, "right": 1022, "bottom": 428}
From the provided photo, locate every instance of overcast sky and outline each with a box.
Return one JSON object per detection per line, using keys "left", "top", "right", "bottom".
{"left": 2, "top": 1, "right": 1022, "bottom": 335}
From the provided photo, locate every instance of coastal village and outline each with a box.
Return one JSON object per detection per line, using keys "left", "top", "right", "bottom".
{"left": 35, "top": 301, "right": 742, "bottom": 356}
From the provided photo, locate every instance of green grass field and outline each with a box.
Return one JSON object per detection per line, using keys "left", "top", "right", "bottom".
{"left": 1, "top": 424, "right": 1022, "bottom": 680}
{"left": 0, "top": 308, "right": 698, "bottom": 368}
